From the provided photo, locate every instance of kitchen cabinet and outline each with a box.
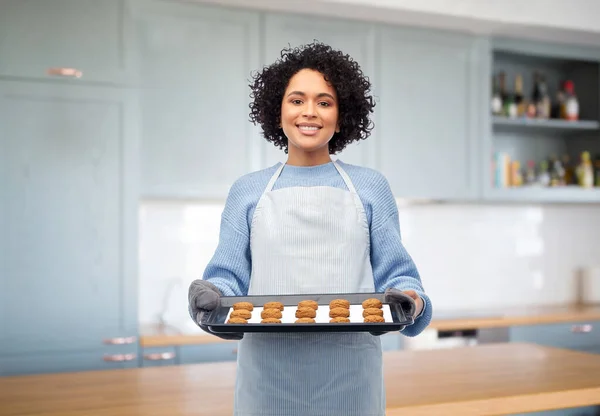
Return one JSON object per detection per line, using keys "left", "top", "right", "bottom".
{"left": 0, "top": 80, "right": 140, "bottom": 376}
{"left": 261, "top": 12, "right": 378, "bottom": 169}
{"left": 140, "top": 347, "right": 177, "bottom": 367}
{"left": 377, "top": 25, "right": 483, "bottom": 201}
{"left": 178, "top": 343, "right": 238, "bottom": 364}
{"left": 509, "top": 321, "right": 600, "bottom": 353}
{"left": 135, "top": 0, "right": 262, "bottom": 199}
{"left": 0, "top": 0, "right": 136, "bottom": 85}
{"left": 483, "top": 37, "right": 600, "bottom": 204}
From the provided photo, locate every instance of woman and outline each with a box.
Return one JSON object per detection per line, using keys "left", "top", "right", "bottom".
{"left": 189, "top": 41, "right": 432, "bottom": 416}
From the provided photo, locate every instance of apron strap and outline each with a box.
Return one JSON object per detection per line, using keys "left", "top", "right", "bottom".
{"left": 332, "top": 160, "right": 358, "bottom": 195}
{"left": 265, "top": 163, "right": 286, "bottom": 192}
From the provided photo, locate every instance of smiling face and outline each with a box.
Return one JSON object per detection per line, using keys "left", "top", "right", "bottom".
{"left": 280, "top": 69, "right": 340, "bottom": 165}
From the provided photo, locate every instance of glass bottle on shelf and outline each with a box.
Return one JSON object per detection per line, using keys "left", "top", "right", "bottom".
{"left": 537, "top": 160, "right": 551, "bottom": 187}
{"left": 528, "top": 71, "right": 541, "bottom": 118}
{"left": 576, "top": 151, "right": 594, "bottom": 188}
{"left": 514, "top": 74, "right": 525, "bottom": 117}
{"left": 593, "top": 154, "right": 600, "bottom": 187}
{"left": 537, "top": 75, "right": 551, "bottom": 119}
{"left": 562, "top": 154, "right": 575, "bottom": 185}
{"left": 525, "top": 160, "right": 537, "bottom": 185}
{"left": 561, "top": 80, "right": 579, "bottom": 121}
{"left": 491, "top": 74, "right": 503, "bottom": 116}
{"left": 552, "top": 80, "right": 565, "bottom": 119}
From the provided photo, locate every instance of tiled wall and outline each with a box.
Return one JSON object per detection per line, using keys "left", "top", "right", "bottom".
{"left": 138, "top": 201, "right": 600, "bottom": 325}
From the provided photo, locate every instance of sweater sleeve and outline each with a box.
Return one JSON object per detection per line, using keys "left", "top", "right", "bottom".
{"left": 201, "top": 181, "right": 252, "bottom": 297}
{"left": 369, "top": 178, "right": 432, "bottom": 337}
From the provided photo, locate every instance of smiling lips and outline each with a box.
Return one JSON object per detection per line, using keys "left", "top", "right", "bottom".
{"left": 297, "top": 123, "right": 322, "bottom": 136}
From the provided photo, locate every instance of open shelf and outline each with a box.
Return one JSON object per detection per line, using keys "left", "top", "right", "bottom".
{"left": 488, "top": 44, "right": 600, "bottom": 203}
{"left": 492, "top": 117, "right": 600, "bottom": 133}
{"left": 486, "top": 186, "right": 600, "bottom": 203}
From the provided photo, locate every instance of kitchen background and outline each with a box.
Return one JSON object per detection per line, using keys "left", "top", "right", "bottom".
{"left": 2, "top": 0, "right": 600, "bottom": 377}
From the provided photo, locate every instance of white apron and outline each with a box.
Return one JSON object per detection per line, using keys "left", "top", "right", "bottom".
{"left": 234, "top": 161, "right": 385, "bottom": 416}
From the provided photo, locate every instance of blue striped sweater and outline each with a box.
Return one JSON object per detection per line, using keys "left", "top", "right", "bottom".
{"left": 203, "top": 160, "right": 432, "bottom": 337}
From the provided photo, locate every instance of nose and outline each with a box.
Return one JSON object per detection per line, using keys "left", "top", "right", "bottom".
{"left": 302, "top": 101, "right": 317, "bottom": 118}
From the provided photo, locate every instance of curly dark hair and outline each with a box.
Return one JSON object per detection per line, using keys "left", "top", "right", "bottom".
{"left": 248, "top": 41, "right": 376, "bottom": 155}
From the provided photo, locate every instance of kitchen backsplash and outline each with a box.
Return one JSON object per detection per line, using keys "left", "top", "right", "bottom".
{"left": 138, "top": 201, "right": 600, "bottom": 325}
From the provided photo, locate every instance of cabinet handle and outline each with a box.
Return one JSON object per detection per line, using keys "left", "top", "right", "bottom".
{"left": 103, "top": 353, "right": 137, "bottom": 362}
{"left": 571, "top": 324, "right": 593, "bottom": 333}
{"left": 143, "top": 352, "right": 176, "bottom": 361}
{"left": 103, "top": 336, "right": 137, "bottom": 345}
{"left": 47, "top": 67, "right": 82, "bottom": 78}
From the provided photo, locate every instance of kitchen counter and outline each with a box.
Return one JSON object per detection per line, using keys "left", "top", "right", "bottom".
{"left": 2, "top": 343, "right": 600, "bottom": 415}
{"left": 140, "top": 304, "right": 600, "bottom": 347}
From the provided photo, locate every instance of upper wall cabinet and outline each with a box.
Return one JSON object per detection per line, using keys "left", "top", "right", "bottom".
{"left": 135, "top": 1, "right": 261, "bottom": 199}
{"left": 0, "top": 0, "right": 136, "bottom": 85}
{"left": 377, "top": 26, "right": 483, "bottom": 200}
{"left": 261, "top": 13, "right": 378, "bottom": 169}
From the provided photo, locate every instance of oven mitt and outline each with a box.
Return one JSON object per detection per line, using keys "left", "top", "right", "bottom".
{"left": 188, "top": 280, "right": 243, "bottom": 341}
{"left": 370, "top": 288, "right": 417, "bottom": 336}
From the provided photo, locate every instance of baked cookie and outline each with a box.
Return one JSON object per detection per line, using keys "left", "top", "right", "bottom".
{"left": 298, "top": 300, "right": 318, "bottom": 310}
{"left": 295, "top": 318, "right": 316, "bottom": 324}
{"left": 362, "top": 298, "right": 382, "bottom": 309}
{"left": 329, "top": 307, "right": 350, "bottom": 318}
{"left": 233, "top": 302, "right": 254, "bottom": 311}
{"left": 364, "top": 315, "right": 385, "bottom": 323}
{"left": 261, "top": 309, "right": 283, "bottom": 319}
{"left": 362, "top": 308, "right": 384, "bottom": 318}
{"left": 230, "top": 309, "right": 252, "bottom": 319}
{"left": 261, "top": 318, "right": 281, "bottom": 324}
{"left": 227, "top": 317, "right": 247, "bottom": 324}
{"left": 329, "top": 299, "right": 350, "bottom": 309}
{"left": 263, "top": 301, "right": 284, "bottom": 311}
{"left": 295, "top": 307, "right": 317, "bottom": 319}
{"left": 330, "top": 317, "right": 350, "bottom": 323}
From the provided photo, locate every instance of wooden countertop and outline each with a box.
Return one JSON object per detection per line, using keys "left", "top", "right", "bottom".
{"left": 2, "top": 343, "right": 600, "bottom": 416}
{"left": 140, "top": 304, "right": 600, "bottom": 347}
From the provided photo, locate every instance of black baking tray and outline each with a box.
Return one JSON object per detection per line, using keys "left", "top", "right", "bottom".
{"left": 201, "top": 292, "right": 415, "bottom": 333}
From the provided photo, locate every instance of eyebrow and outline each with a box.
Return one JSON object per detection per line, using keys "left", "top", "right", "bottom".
{"left": 286, "top": 91, "right": 336, "bottom": 101}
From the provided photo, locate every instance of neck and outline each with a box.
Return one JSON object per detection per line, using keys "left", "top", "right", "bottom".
{"left": 286, "top": 146, "right": 332, "bottom": 166}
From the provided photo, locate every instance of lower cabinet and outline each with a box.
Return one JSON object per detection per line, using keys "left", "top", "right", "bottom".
{"left": 139, "top": 346, "right": 178, "bottom": 368}
{"left": 509, "top": 321, "right": 600, "bottom": 416}
{"left": 178, "top": 343, "right": 239, "bottom": 365}
{"left": 509, "top": 321, "right": 600, "bottom": 353}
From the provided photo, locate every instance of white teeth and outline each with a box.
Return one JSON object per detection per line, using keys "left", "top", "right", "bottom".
{"left": 299, "top": 126, "right": 319, "bottom": 131}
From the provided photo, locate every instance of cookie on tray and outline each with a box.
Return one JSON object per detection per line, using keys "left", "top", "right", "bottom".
{"left": 298, "top": 300, "right": 318, "bottom": 310}
{"left": 295, "top": 307, "right": 317, "bottom": 319}
{"left": 261, "top": 309, "right": 283, "bottom": 319}
{"left": 261, "top": 318, "right": 281, "bottom": 324}
{"left": 329, "top": 307, "right": 350, "bottom": 318}
{"left": 295, "top": 318, "right": 316, "bottom": 324}
{"left": 362, "top": 308, "right": 383, "bottom": 318}
{"left": 227, "top": 317, "right": 248, "bottom": 324}
{"left": 233, "top": 302, "right": 254, "bottom": 311}
{"left": 263, "top": 301, "right": 284, "bottom": 311}
{"left": 361, "top": 298, "right": 382, "bottom": 309}
{"left": 364, "top": 315, "right": 385, "bottom": 323}
{"left": 329, "top": 299, "right": 350, "bottom": 309}
{"left": 230, "top": 310, "right": 252, "bottom": 320}
{"left": 330, "top": 317, "right": 350, "bottom": 323}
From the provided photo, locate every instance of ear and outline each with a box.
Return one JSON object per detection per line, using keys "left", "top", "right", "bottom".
{"left": 335, "top": 123, "right": 340, "bottom": 133}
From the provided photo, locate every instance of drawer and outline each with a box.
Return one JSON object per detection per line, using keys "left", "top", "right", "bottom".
{"left": 509, "top": 321, "right": 600, "bottom": 351}
{"left": 178, "top": 343, "right": 238, "bottom": 365}
{"left": 140, "top": 347, "right": 178, "bottom": 367}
